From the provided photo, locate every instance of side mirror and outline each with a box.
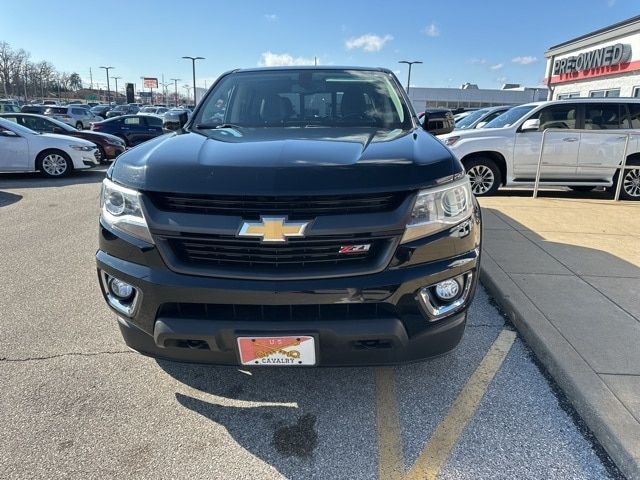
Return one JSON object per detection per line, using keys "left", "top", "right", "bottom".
{"left": 521, "top": 118, "right": 540, "bottom": 132}
{"left": 0, "top": 130, "right": 18, "bottom": 137}
{"left": 178, "top": 112, "right": 189, "bottom": 128}
{"left": 422, "top": 112, "right": 455, "bottom": 135}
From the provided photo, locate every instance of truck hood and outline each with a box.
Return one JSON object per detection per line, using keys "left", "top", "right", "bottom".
{"left": 110, "top": 127, "right": 461, "bottom": 196}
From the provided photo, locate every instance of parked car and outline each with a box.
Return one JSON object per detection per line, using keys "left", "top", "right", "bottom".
{"left": 439, "top": 98, "right": 640, "bottom": 200}
{"left": 453, "top": 106, "right": 511, "bottom": 130}
{"left": 0, "top": 117, "right": 100, "bottom": 177}
{"left": 42, "top": 100, "right": 58, "bottom": 105}
{"left": 0, "top": 103, "right": 20, "bottom": 113}
{"left": 90, "top": 104, "right": 111, "bottom": 118}
{"left": 0, "top": 113, "right": 126, "bottom": 162}
{"left": 106, "top": 105, "right": 140, "bottom": 118}
{"left": 96, "top": 66, "right": 480, "bottom": 366}
{"left": 44, "top": 106, "right": 103, "bottom": 130}
{"left": 21, "top": 104, "right": 48, "bottom": 114}
{"left": 138, "top": 106, "right": 169, "bottom": 117}
{"left": 91, "top": 114, "right": 164, "bottom": 146}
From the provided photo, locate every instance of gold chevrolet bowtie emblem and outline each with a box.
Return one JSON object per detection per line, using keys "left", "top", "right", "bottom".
{"left": 238, "top": 216, "right": 310, "bottom": 243}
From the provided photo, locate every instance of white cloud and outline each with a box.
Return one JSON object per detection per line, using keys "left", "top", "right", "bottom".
{"left": 490, "top": 63, "right": 503, "bottom": 70}
{"left": 264, "top": 13, "right": 278, "bottom": 22}
{"left": 258, "top": 51, "right": 316, "bottom": 67}
{"left": 512, "top": 56, "right": 538, "bottom": 65}
{"left": 469, "top": 58, "right": 487, "bottom": 65}
{"left": 423, "top": 22, "right": 440, "bottom": 37}
{"left": 345, "top": 34, "right": 393, "bottom": 52}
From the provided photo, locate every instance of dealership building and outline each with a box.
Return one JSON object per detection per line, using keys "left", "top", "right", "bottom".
{"left": 545, "top": 15, "right": 640, "bottom": 99}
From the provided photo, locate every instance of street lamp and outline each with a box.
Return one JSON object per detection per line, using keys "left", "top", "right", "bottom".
{"left": 112, "top": 76, "right": 121, "bottom": 104}
{"left": 182, "top": 56, "right": 204, "bottom": 105}
{"left": 183, "top": 84, "right": 191, "bottom": 101}
{"left": 398, "top": 60, "right": 422, "bottom": 95}
{"left": 99, "top": 66, "right": 114, "bottom": 103}
{"left": 170, "top": 78, "right": 180, "bottom": 106}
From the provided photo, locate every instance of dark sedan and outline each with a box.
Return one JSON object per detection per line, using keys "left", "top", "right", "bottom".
{"left": 90, "top": 105, "right": 111, "bottom": 118}
{"left": 0, "top": 113, "right": 126, "bottom": 161}
{"left": 21, "top": 104, "right": 48, "bottom": 114}
{"left": 105, "top": 105, "right": 139, "bottom": 118}
{"left": 91, "top": 115, "right": 164, "bottom": 147}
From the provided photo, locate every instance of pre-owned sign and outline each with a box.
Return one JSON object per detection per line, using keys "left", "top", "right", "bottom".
{"left": 553, "top": 43, "right": 632, "bottom": 75}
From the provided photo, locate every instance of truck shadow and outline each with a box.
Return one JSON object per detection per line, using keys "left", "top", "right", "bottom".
{"left": 0, "top": 191, "right": 22, "bottom": 207}
{"left": 154, "top": 288, "right": 502, "bottom": 479}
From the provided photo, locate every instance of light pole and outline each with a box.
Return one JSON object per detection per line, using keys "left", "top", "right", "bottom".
{"left": 183, "top": 84, "right": 191, "bottom": 102}
{"left": 112, "top": 76, "right": 121, "bottom": 104}
{"left": 398, "top": 60, "right": 422, "bottom": 95}
{"left": 182, "top": 56, "right": 204, "bottom": 105}
{"left": 160, "top": 82, "right": 171, "bottom": 104}
{"left": 170, "top": 78, "right": 180, "bottom": 106}
{"left": 99, "top": 66, "right": 114, "bottom": 104}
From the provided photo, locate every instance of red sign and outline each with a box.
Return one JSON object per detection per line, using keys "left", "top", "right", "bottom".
{"left": 547, "top": 60, "right": 640, "bottom": 85}
{"left": 143, "top": 77, "right": 158, "bottom": 89}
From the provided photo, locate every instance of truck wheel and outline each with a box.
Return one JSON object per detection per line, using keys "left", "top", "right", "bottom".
{"left": 464, "top": 157, "right": 501, "bottom": 196}
{"left": 37, "top": 150, "right": 72, "bottom": 178}
{"left": 75, "top": 122, "right": 83, "bottom": 130}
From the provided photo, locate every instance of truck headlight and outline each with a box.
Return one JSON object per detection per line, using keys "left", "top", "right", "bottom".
{"left": 100, "top": 178, "right": 154, "bottom": 243}
{"left": 401, "top": 178, "right": 473, "bottom": 243}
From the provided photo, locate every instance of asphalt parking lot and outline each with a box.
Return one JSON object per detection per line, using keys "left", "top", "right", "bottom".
{"left": 0, "top": 169, "right": 624, "bottom": 480}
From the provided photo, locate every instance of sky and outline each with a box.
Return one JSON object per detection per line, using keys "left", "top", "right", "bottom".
{"left": 3, "top": 0, "right": 639, "bottom": 93}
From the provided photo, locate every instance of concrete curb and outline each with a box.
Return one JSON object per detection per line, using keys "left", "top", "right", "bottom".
{"left": 480, "top": 252, "right": 640, "bottom": 480}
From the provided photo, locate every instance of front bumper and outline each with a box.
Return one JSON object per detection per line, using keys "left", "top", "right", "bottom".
{"left": 96, "top": 207, "right": 481, "bottom": 366}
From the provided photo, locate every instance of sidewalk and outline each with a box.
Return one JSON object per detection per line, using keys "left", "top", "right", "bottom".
{"left": 478, "top": 194, "right": 640, "bottom": 480}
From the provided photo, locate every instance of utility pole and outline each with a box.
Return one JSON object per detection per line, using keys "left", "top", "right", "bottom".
{"left": 89, "top": 67, "right": 93, "bottom": 90}
{"left": 170, "top": 78, "right": 180, "bottom": 106}
{"left": 182, "top": 56, "right": 204, "bottom": 105}
{"left": 99, "top": 66, "right": 114, "bottom": 104}
{"left": 112, "top": 76, "right": 121, "bottom": 104}
{"left": 398, "top": 60, "right": 422, "bottom": 95}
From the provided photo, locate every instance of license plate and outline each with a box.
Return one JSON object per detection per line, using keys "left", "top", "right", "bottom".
{"left": 237, "top": 335, "right": 316, "bottom": 366}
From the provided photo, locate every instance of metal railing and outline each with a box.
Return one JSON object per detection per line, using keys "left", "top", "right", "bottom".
{"left": 533, "top": 128, "right": 637, "bottom": 201}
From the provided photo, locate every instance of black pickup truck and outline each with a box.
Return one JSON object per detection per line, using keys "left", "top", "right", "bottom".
{"left": 97, "top": 66, "right": 481, "bottom": 366}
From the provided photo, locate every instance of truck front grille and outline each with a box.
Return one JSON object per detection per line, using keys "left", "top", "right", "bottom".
{"left": 161, "top": 232, "right": 398, "bottom": 272}
{"left": 147, "top": 192, "right": 406, "bottom": 219}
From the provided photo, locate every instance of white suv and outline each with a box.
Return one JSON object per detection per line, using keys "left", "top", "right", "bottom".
{"left": 44, "top": 106, "right": 103, "bottom": 130}
{"left": 439, "top": 98, "right": 640, "bottom": 200}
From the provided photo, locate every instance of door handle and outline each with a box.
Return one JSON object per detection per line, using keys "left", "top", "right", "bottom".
{"left": 562, "top": 137, "right": 579, "bottom": 142}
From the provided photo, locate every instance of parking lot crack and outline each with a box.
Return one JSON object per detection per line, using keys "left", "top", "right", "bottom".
{"left": 0, "top": 350, "right": 133, "bottom": 362}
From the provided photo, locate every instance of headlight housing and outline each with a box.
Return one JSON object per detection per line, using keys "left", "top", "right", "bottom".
{"left": 401, "top": 177, "right": 474, "bottom": 243}
{"left": 70, "top": 144, "right": 94, "bottom": 151}
{"left": 442, "top": 136, "right": 460, "bottom": 147}
{"left": 100, "top": 178, "right": 154, "bottom": 243}
{"left": 106, "top": 138, "right": 125, "bottom": 147}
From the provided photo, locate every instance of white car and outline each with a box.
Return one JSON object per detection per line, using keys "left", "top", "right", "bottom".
{"left": 439, "top": 98, "right": 640, "bottom": 200}
{"left": 0, "top": 118, "right": 100, "bottom": 177}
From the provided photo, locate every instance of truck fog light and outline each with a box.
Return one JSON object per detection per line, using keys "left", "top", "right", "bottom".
{"left": 109, "top": 278, "right": 134, "bottom": 300}
{"left": 434, "top": 279, "right": 460, "bottom": 301}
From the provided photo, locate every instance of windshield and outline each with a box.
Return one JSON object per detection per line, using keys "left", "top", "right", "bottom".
{"left": 484, "top": 105, "right": 535, "bottom": 128}
{"left": 455, "top": 108, "right": 489, "bottom": 129}
{"left": 193, "top": 69, "right": 412, "bottom": 130}
{"left": 46, "top": 116, "right": 75, "bottom": 131}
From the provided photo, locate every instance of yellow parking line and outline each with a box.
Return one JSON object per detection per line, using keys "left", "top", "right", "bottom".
{"left": 375, "top": 367, "right": 404, "bottom": 480}
{"left": 404, "top": 329, "right": 517, "bottom": 480}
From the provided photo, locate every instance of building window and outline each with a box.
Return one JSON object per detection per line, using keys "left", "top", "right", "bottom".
{"left": 557, "top": 92, "right": 580, "bottom": 100}
{"left": 633, "top": 87, "right": 640, "bottom": 98}
{"left": 589, "top": 89, "right": 620, "bottom": 98}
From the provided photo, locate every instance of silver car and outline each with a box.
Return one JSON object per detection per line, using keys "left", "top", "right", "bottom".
{"left": 44, "top": 106, "right": 103, "bottom": 130}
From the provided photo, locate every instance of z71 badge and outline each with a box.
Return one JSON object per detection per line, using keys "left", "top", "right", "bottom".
{"left": 338, "top": 244, "right": 371, "bottom": 254}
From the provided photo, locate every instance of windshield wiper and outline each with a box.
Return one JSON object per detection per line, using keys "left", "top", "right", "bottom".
{"left": 195, "top": 123, "right": 242, "bottom": 130}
